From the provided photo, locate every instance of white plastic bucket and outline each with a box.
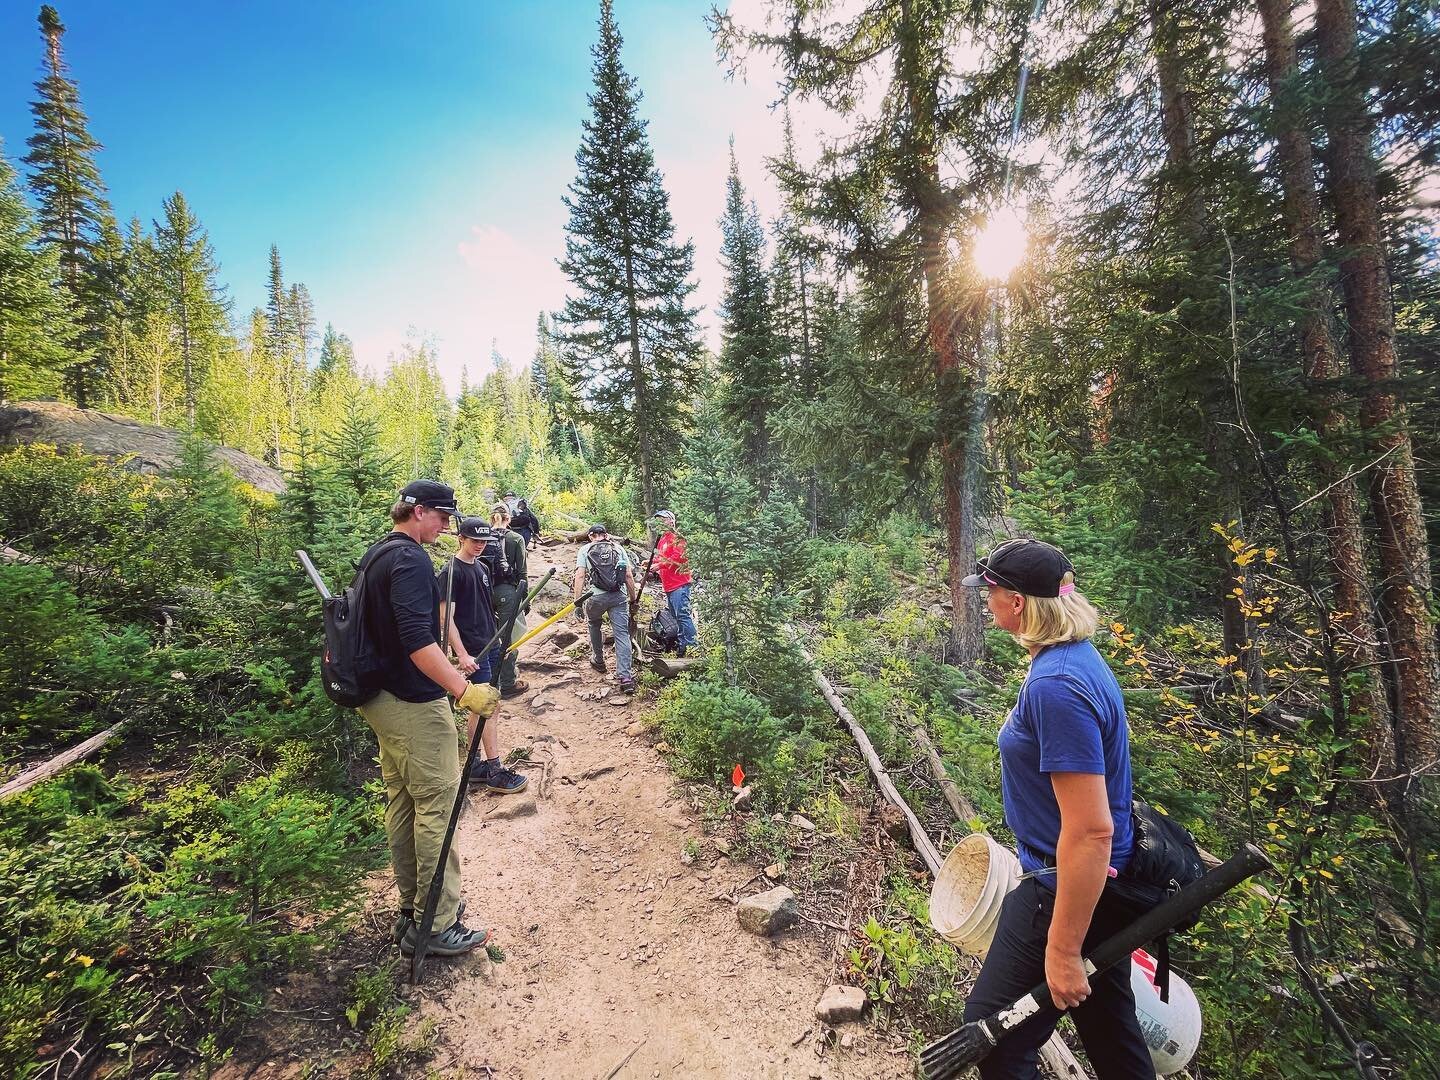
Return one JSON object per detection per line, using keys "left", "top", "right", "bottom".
{"left": 929, "top": 836, "right": 1201, "bottom": 1075}
{"left": 930, "top": 832, "right": 1022, "bottom": 957}
{"left": 1129, "top": 949, "right": 1202, "bottom": 1075}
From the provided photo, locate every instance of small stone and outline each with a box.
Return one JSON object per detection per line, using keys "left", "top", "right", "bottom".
{"left": 789, "top": 814, "right": 816, "bottom": 833}
{"left": 815, "top": 984, "right": 867, "bottom": 1024}
{"left": 736, "top": 886, "right": 798, "bottom": 936}
{"left": 764, "top": 862, "right": 784, "bottom": 881}
{"left": 732, "top": 785, "right": 753, "bottom": 812}
{"left": 486, "top": 795, "right": 539, "bottom": 820}
{"left": 840, "top": 1032, "right": 855, "bottom": 1050}
{"left": 610, "top": 696, "right": 632, "bottom": 707}
{"left": 550, "top": 628, "right": 579, "bottom": 648}
{"left": 625, "top": 721, "right": 646, "bottom": 736}
{"left": 654, "top": 741, "right": 671, "bottom": 753}
{"left": 713, "top": 837, "right": 733, "bottom": 856}
{"left": 679, "top": 848, "right": 695, "bottom": 866}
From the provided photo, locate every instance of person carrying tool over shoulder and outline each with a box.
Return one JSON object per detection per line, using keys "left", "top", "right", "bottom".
{"left": 357, "top": 480, "right": 497, "bottom": 959}
{"left": 651, "top": 509, "right": 698, "bottom": 657}
{"left": 958, "top": 538, "right": 1150, "bottom": 1079}
{"left": 488, "top": 503, "right": 530, "bottom": 700}
{"left": 441, "top": 517, "right": 527, "bottom": 795}
{"left": 574, "top": 523, "right": 638, "bottom": 693}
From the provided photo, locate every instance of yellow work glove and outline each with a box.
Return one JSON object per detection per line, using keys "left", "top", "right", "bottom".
{"left": 456, "top": 682, "right": 501, "bottom": 718}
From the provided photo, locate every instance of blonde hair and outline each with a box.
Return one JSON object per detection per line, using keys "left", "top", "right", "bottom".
{"left": 490, "top": 503, "right": 510, "bottom": 524}
{"left": 1014, "top": 572, "right": 1100, "bottom": 651}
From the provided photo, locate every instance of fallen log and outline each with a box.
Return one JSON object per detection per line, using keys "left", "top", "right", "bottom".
{"left": 912, "top": 725, "right": 977, "bottom": 823}
{"left": 801, "top": 643, "right": 1089, "bottom": 1080}
{"left": 0, "top": 725, "right": 122, "bottom": 800}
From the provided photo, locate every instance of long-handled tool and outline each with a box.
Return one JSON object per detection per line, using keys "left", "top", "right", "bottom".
{"left": 506, "top": 586, "right": 595, "bottom": 653}
{"left": 409, "top": 566, "right": 557, "bottom": 984}
{"left": 918, "top": 843, "right": 1273, "bottom": 1080}
{"left": 628, "top": 542, "right": 661, "bottom": 662}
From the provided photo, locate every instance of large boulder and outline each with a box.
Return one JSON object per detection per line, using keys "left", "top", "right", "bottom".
{"left": 0, "top": 401, "right": 285, "bottom": 494}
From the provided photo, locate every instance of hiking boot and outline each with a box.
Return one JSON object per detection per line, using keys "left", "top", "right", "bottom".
{"left": 590, "top": 657, "right": 608, "bottom": 674}
{"left": 394, "top": 900, "right": 465, "bottom": 944}
{"left": 483, "top": 766, "right": 528, "bottom": 795}
{"left": 618, "top": 676, "right": 636, "bottom": 695}
{"left": 399, "top": 918, "right": 489, "bottom": 957}
{"left": 500, "top": 679, "right": 529, "bottom": 700}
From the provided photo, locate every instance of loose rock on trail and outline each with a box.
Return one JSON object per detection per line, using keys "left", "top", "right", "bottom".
{"left": 238, "top": 541, "right": 912, "bottom": 1080}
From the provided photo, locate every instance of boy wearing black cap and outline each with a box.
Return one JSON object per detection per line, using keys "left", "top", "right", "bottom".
{"left": 442, "top": 518, "right": 527, "bottom": 794}
{"left": 355, "top": 480, "right": 498, "bottom": 958}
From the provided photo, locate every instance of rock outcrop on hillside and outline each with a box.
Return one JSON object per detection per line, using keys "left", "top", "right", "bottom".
{"left": 0, "top": 401, "right": 285, "bottom": 494}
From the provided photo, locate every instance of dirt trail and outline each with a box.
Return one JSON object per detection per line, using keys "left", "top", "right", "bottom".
{"left": 398, "top": 542, "right": 911, "bottom": 1080}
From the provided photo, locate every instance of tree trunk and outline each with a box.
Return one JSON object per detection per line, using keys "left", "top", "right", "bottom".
{"left": 899, "top": 0, "right": 983, "bottom": 665}
{"left": 1315, "top": 0, "right": 1438, "bottom": 774}
{"left": 1256, "top": 0, "right": 1395, "bottom": 779}
{"left": 797, "top": 254, "right": 819, "bottom": 537}
{"left": 622, "top": 249, "right": 655, "bottom": 524}
{"left": 1149, "top": 0, "right": 1265, "bottom": 697}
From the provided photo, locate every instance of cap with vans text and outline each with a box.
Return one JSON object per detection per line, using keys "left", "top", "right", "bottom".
{"left": 458, "top": 517, "right": 494, "bottom": 541}
{"left": 399, "top": 479, "right": 458, "bottom": 515}
{"left": 961, "top": 538, "right": 1075, "bottom": 598}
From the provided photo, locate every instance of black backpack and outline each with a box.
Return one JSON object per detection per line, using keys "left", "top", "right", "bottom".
{"left": 648, "top": 607, "right": 681, "bottom": 653}
{"left": 587, "top": 540, "right": 624, "bottom": 593}
{"left": 479, "top": 532, "right": 515, "bottom": 585}
{"left": 1107, "top": 798, "right": 1208, "bottom": 1001}
{"left": 320, "top": 535, "right": 411, "bottom": 708}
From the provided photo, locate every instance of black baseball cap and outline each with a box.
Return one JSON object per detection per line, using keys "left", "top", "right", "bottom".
{"left": 457, "top": 517, "right": 494, "bottom": 541}
{"left": 961, "top": 538, "right": 1075, "bottom": 598}
{"left": 587, "top": 523, "right": 608, "bottom": 537}
{"left": 398, "top": 479, "right": 459, "bottom": 515}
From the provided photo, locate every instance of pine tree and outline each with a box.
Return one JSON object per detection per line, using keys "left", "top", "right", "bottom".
{"left": 317, "top": 397, "right": 399, "bottom": 573}
{"left": 556, "top": 0, "right": 702, "bottom": 521}
{"left": 0, "top": 142, "right": 76, "bottom": 403}
{"left": 715, "top": 1, "right": 1023, "bottom": 661}
{"left": 154, "top": 191, "right": 230, "bottom": 425}
{"left": 377, "top": 342, "right": 450, "bottom": 480}
{"left": 287, "top": 283, "right": 316, "bottom": 366}
{"left": 716, "top": 145, "right": 781, "bottom": 494}
{"left": 23, "top": 4, "right": 113, "bottom": 407}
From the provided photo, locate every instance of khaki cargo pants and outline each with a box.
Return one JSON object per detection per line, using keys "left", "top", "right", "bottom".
{"left": 357, "top": 690, "right": 462, "bottom": 929}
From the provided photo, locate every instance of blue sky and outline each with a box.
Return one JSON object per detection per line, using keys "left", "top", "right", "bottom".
{"left": 0, "top": 0, "right": 795, "bottom": 391}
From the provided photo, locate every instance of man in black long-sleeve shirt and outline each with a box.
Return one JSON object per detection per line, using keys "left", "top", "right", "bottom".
{"left": 357, "top": 480, "right": 499, "bottom": 958}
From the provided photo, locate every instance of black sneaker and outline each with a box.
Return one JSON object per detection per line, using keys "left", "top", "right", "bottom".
{"left": 485, "top": 766, "right": 528, "bottom": 795}
{"left": 618, "top": 676, "right": 636, "bottom": 695}
{"left": 500, "top": 679, "right": 529, "bottom": 700}
{"left": 399, "top": 917, "right": 489, "bottom": 957}
{"left": 466, "top": 761, "right": 499, "bottom": 787}
{"left": 590, "top": 657, "right": 608, "bottom": 674}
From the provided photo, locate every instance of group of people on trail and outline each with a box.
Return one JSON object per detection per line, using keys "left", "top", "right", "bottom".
{"left": 342, "top": 479, "right": 700, "bottom": 962}
{"left": 339, "top": 469, "right": 1171, "bottom": 1070}
{"left": 571, "top": 510, "right": 698, "bottom": 695}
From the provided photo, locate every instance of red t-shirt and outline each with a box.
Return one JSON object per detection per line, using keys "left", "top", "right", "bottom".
{"left": 654, "top": 531, "right": 692, "bottom": 593}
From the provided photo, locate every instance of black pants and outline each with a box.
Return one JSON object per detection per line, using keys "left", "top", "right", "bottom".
{"left": 962, "top": 876, "right": 1153, "bottom": 1079}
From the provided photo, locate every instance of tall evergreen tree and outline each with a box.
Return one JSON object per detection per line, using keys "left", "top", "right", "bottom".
{"left": 715, "top": 0, "right": 1023, "bottom": 661}
{"left": 716, "top": 144, "right": 781, "bottom": 494}
{"left": 0, "top": 142, "right": 76, "bottom": 403}
{"left": 556, "top": 0, "right": 703, "bottom": 521}
{"left": 154, "top": 191, "right": 230, "bottom": 425}
{"left": 23, "top": 4, "right": 113, "bottom": 407}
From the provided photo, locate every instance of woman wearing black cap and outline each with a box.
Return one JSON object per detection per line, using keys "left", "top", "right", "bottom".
{"left": 958, "top": 538, "right": 1151, "bottom": 1079}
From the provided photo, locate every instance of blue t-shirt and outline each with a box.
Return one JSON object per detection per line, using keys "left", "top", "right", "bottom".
{"left": 998, "top": 639, "right": 1134, "bottom": 879}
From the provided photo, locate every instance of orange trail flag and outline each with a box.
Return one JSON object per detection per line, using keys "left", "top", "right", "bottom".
{"left": 732, "top": 763, "right": 745, "bottom": 788}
